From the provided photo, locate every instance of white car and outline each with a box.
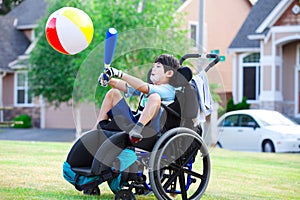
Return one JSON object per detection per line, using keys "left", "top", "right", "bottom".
{"left": 217, "top": 109, "right": 300, "bottom": 153}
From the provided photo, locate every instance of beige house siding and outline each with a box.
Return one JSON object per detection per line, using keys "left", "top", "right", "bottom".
{"left": 44, "top": 102, "right": 95, "bottom": 129}
{"left": 179, "top": 0, "right": 251, "bottom": 93}
{"left": 206, "top": 0, "right": 251, "bottom": 92}
{"left": 45, "top": 103, "right": 74, "bottom": 129}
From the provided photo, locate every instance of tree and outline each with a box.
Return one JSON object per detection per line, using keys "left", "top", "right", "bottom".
{"left": 0, "top": 0, "right": 23, "bottom": 14}
{"left": 29, "top": 0, "right": 192, "bottom": 134}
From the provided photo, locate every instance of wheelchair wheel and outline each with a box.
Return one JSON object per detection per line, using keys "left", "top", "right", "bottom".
{"left": 83, "top": 186, "right": 100, "bottom": 195}
{"left": 149, "top": 127, "right": 210, "bottom": 200}
{"left": 115, "top": 189, "right": 136, "bottom": 200}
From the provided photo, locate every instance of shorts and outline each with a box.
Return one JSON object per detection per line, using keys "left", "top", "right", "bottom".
{"left": 103, "top": 98, "right": 161, "bottom": 132}
{"left": 107, "top": 99, "right": 138, "bottom": 124}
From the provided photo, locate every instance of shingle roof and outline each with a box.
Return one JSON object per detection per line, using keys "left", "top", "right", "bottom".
{"left": 0, "top": 16, "right": 30, "bottom": 71}
{"left": 7, "top": 0, "right": 47, "bottom": 29}
{"left": 228, "top": 0, "right": 281, "bottom": 50}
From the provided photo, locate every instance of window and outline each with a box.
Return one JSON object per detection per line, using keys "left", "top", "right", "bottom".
{"left": 15, "top": 71, "right": 32, "bottom": 106}
{"left": 189, "top": 23, "right": 197, "bottom": 47}
{"left": 239, "top": 114, "right": 257, "bottom": 127}
{"left": 242, "top": 53, "right": 260, "bottom": 100}
{"left": 220, "top": 115, "right": 239, "bottom": 127}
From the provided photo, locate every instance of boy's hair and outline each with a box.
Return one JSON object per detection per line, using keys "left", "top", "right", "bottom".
{"left": 154, "top": 54, "right": 181, "bottom": 86}
{"left": 154, "top": 54, "right": 180, "bottom": 72}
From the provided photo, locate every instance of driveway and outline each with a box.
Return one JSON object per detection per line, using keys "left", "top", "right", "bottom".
{"left": 0, "top": 128, "right": 76, "bottom": 142}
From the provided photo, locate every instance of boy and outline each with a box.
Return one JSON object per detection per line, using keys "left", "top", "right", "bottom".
{"left": 95, "top": 54, "right": 180, "bottom": 143}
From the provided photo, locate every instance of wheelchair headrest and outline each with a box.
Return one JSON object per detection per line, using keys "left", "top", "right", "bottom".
{"left": 170, "top": 67, "right": 193, "bottom": 87}
{"left": 147, "top": 66, "right": 192, "bottom": 87}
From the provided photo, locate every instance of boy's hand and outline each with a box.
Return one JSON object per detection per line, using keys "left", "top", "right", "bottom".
{"left": 98, "top": 73, "right": 110, "bottom": 87}
{"left": 104, "top": 67, "right": 123, "bottom": 79}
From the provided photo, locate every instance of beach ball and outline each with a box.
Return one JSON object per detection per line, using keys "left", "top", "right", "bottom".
{"left": 45, "top": 7, "right": 94, "bottom": 55}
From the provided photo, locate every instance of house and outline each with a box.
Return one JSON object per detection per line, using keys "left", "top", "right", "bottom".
{"left": 0, "top": 0, "right": 82, "bottom": 129}
{"left": 228, "top": 0, "right": 300, "bottom": 121}
{"left": 178, "top": 0, "right": 254, "bottom": 108}
{"left": 0, "top": 0, "right": 47, "bottom": 127}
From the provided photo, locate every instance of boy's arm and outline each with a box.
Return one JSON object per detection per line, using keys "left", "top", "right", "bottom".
{"left": 121, "top": 73, "right": 149, "bottom": 94}
{"left": 105, "top": 67, "right": 149, "bottom": 94}
{"left": 108, "top": 78, "right": 127, "bottom": 92}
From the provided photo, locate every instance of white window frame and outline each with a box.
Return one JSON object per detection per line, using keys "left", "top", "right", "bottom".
{"left": 14, "top": 71, "right": 33, "bottom": 107}
{"left": 239, "top": 53, "right": 261, "bottom": 103}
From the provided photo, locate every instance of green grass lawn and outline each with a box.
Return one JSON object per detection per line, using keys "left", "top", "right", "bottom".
{"left": 0, "top": 140, "right": 299, "bottom": 199}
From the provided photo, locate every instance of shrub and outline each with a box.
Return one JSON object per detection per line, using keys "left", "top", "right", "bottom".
{"left": 226, "top": 97, "right": 250, "bottom": 112}
{"left": 13, "top": 114, "right": 32, "bottom": 128}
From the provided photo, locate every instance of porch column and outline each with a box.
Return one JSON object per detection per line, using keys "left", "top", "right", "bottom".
{"left": 259, "top": 43, "right": 283, "bottom": 111}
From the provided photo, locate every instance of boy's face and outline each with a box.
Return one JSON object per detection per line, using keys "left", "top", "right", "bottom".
{"left": 150, "top": 62, "right": 174, "bottom": 85}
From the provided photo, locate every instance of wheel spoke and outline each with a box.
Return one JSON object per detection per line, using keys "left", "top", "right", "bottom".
{"left": 161, "top": 169, "right": 180, "bottom": 190}
{"left": 179, "top": 171, "right": 188, "bottom": 200}
{"left": 183, "top": 167, "right": 205, "bottom": 180}
{"left": 181, "top": 145, "right": 199, "bottom": 166}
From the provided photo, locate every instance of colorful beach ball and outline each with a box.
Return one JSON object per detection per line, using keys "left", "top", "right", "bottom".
{"left": 45, "top": 7, "right": 94, "bottom": 55}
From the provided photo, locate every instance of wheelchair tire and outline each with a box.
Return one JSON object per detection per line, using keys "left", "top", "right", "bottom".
{"left": 83, "top": 186, "right": 100, "bottom": 195}
{"left": 149, "top": 127, "right": 210, "bottom": 200}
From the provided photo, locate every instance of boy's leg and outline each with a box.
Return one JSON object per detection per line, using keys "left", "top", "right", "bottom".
{"left": 93, "top": 89, "right": 123, "bottom": 130}
{"left": 129, "top": 93, "right": 161, "bottom": 143}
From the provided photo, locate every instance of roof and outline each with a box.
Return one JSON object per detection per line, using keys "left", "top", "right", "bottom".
{"left": 0, "top": 16, "right": 30, "bottom": 71}
{"left": 228, "top": 0, "right": 281, "bottom": 50}
{"left": 0, "top": 0, "right": 47, "bottom": 71}
{"left": 6, "top": 0, "right": 47, "bottom": 29}
{"left": 178, "top": 0, "right": 256, "bottom": 12}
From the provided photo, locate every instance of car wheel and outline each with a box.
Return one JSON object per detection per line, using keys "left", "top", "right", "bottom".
{"left": 263, "top": 140, "right": 275, "bottom": 153}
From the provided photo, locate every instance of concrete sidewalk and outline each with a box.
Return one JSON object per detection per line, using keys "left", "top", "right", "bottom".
{"left": 0, "top": 127, "right": 77, "bottom": 142}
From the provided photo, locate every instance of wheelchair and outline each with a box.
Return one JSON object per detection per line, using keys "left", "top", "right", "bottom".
{"left": 64, "top": 53, "right": 219, "bottom": 200}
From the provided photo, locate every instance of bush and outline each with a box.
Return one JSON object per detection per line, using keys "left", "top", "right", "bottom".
{"left": 226, "top": 97, "right": 250, "bottom": 112}
{"left": 13, "top": 114, "right": 32, "bottom": 128}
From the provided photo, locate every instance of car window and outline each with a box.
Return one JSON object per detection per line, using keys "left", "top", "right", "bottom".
{"left": 221, "top": 115, "right": 239, "bottom": 127}
{"left": 239, "top": 114, "right": 258, "bottom": 127}
{"left": 256, "top": 111, "right": 297, "bottom": 126}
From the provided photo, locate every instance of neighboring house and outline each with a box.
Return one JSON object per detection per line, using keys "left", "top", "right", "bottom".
{"left": 0, "top": 0, "right": 47, "bottom": 127}
{"left": 178, "top": 0, "right": 254, "bottom": 107}
{"left": 0, "top": 0, "right": 93, "bottom": 129}
{"left": 228, "top": 0, "right": 300, "bottom": 120}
